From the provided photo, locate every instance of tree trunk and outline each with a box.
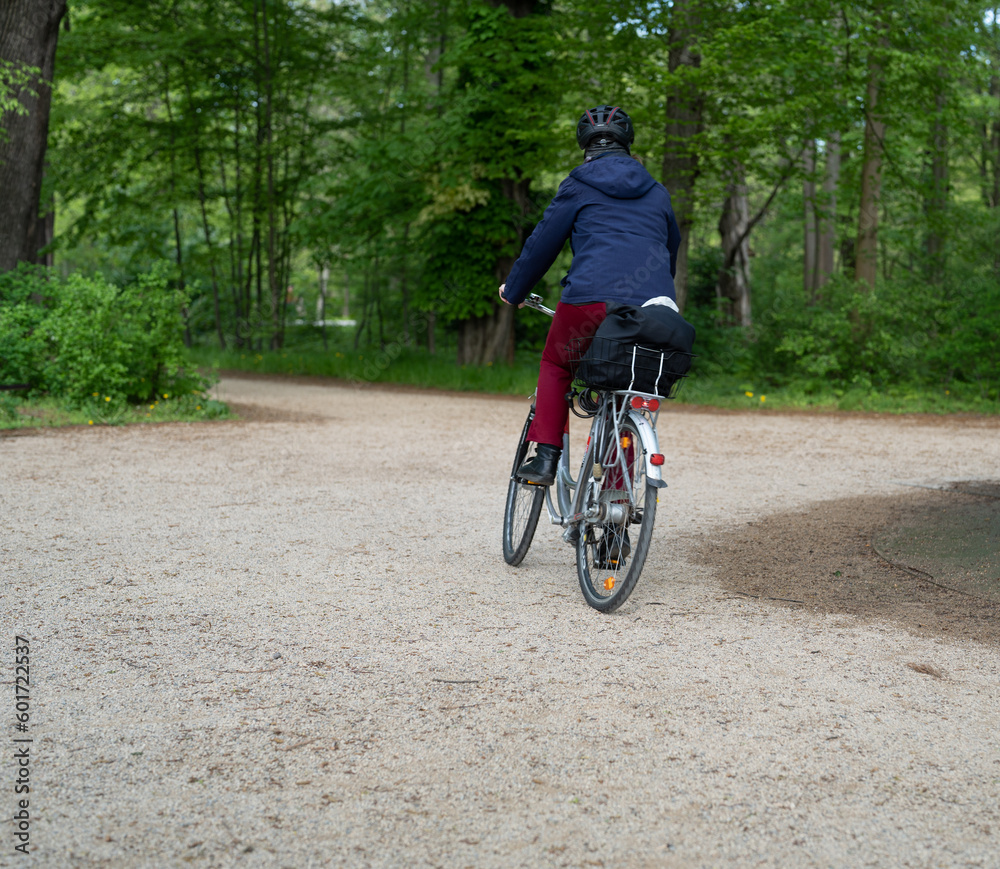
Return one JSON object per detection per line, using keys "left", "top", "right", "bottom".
{"left": 260, "top": 0, "right": 283, "bottom": 351}
{"left": 457, "top": 304, "right": 515, "bottom": 366}
{"left": 661, "top": 0, "right": 702, "bottom": 312}
{"left": 319, "top": 263, "right": 328, "bottom": 351}
{"left": 456, "top": 175, "right": 529, "bottom": 365}
{"left": 855, "top": 39, "right": 886, "bottom": 289}
{"left": 192, "top": 140, "right": 227, "bottom": 349}
{"left": 162, "top": 68, "right": 189, "bottom": 345}
{"left": 0, "top": 0, "right": 67, "bottom": 271}
{"left": 925, "top": 82, "right": 948, "bottom": 283}
{"left": 991, "top": 59, "right": 1000, "bottom": 277}
{"left": 455, "top": 226, "right": 521, "bottom": 365}
{"left": 803, "top": 140, "right": 818, "bottom": 300}
{"left": 716, "top": 166, "right": 752, "bottom": 327}
{"left": 455, "top": 0, "right": 540, "bottom": 366}
{"left": 816, "top": 132, "right": 840, "bottom": 294}
{"left": 991, "top": 69, "right": 1000, "bottom": 210}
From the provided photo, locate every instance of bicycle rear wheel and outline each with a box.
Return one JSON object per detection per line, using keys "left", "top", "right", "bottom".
{"left": 503, "top": 409, "right": 546, "bottom": 566}
{"left": 576, "top": 415, "right": 657, "bottom": 612}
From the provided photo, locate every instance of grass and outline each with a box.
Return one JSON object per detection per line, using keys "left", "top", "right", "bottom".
{"left": 7, "top": 337, "right": 996, "bottom": 431}
{"left": 678, "top": 374, "right": 1000, "bottom": 415}
{"left": 191, "top": 340, "right": 1000, "bottom": 416}
{"left": 186, "top": 344, "right": 543, "bottom": 396}
{"left": 0, "top": 392, "right": 232, "bottom": 431}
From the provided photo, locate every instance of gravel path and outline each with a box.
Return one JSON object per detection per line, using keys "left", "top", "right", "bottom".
{"left": 3, "top": 374, "right": 1000, "bottom": 868}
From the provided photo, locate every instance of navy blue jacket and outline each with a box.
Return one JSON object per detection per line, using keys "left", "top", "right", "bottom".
{"left": 502, "top": 153, "right": 681, "bottom": 307}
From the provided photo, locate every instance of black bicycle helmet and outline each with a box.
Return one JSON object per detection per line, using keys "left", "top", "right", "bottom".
{"left": 576, "top": 105, "right": 635, "bottom": 150}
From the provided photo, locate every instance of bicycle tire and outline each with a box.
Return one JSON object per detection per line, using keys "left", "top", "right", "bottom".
{"left": 502, "top": 409, "right": 546, "bottom": 566}
{"left": 575, "top": 415, "right": 657, "bottom": 612}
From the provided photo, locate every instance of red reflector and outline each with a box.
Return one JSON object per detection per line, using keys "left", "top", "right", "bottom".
{"left": 650, "top": 453, "right": 665, "bottom": 466}
{"left": 631, "top": 396, "right": 661, "bottom": 412}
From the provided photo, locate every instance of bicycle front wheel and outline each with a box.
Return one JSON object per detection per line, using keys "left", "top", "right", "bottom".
{"left": 502, "top": 409, "right": 546, "bottom": 566}
{"left": 576, "top": 415, "right": 657, "bottom": 612}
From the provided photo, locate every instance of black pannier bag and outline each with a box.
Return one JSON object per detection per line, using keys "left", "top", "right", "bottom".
{"left": 575, "top": 303, "right": 696, "bottom": 397}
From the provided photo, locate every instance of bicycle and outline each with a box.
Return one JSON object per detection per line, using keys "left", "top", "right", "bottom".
{"left": 502, "top": 294, "right": 689, "bottom": 613}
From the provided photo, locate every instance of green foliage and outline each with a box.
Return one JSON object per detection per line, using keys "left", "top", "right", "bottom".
{"left": 187, "top": 342, "right": 543, "bottom": 395}
{"left": 412, "top": 2, "right": 568, "bottom": 325}
{"left": 686, "top": 269, "right": 1000, "bottom": 404}
{"left": 50, "top": 0, "right": 349, "bottom": 348}
{"left": 8, "top": 0, "right": 997, "bottom": 413}
{"left": 0, "top": 264, "right": 211, "bottom": 407}
{"left": 190, "top": 336, "right": 1000, "bottom": 416}
{"left": 0, "top": 59, "right": 41, "bottom": 147}
{"left": 419, "top": 196, "right": 526, "bottom": 322}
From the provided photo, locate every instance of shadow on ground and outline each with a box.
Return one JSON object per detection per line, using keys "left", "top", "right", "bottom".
{"left": 696, "top": 482, "right": 1000, "bottom": 647}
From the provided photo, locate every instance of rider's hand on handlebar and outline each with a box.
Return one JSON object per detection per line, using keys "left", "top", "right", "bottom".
{"left": 498, "top": 284, "right": 524, "bottom": 308}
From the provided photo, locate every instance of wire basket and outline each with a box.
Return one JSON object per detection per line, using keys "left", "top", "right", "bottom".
{"left": 566, "top": 335, "right": 693, "bottom": 399}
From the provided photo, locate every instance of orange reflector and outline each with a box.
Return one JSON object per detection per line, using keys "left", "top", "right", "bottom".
{"left": 621, "top": 435, "right": 631, "bottom": 449}
{"left": 650, "top": 453, "right": 665, "bottom": 466}
{"left": 604, "top": 576, "right": 616, "bottom": 590}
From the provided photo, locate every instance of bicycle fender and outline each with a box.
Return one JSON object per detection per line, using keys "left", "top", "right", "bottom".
{"left": 627, "top": 409, "right": 667, "bottom": 489}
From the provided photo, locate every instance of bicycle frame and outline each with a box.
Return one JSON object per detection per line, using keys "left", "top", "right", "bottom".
{"left": 520, "top": 292, "right": 667, "bottom": 543}
{"left": 543, "top": 392, "right": 666, "bottom": 542}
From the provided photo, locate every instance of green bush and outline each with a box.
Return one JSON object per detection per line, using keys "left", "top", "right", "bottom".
{"left": 0, "top": 263, "right": 210, "bottom": 407}
{"left": 0, "top": 267, "right": 49, "bottom": 388}
{"left": 682, "top": 266, "right": 1000, "bottom": 406}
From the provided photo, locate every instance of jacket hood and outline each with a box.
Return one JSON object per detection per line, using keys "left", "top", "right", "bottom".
{"left": 569, "top": 153, "right": 656, "bottom": 200}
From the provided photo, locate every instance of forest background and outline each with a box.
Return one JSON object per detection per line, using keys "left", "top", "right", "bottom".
{"left": 1, "top": 0, "right": 999, "bottom": 424}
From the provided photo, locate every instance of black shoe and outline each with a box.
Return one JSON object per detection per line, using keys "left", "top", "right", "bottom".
{"left": 595, "top": 526, "right": 631, "bottom": 569}
{"left": 517, "top": 443, "right": 560, "bottom": 486}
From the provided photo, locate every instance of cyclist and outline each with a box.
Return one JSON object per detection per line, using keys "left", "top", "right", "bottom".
{"left": 499, "top": 104, "right": 682, "bottom": 487}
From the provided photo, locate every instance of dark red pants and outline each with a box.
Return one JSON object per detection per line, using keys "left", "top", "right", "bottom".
{"left": 527, "top": 301, "right": 606, "bottom": 447}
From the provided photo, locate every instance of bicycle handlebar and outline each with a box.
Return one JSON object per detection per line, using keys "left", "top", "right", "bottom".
{"left": 522, "top": 293, "right": 555, "bottom": 318}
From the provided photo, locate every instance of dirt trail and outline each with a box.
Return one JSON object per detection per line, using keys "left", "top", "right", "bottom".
{"left": 2, "top": 374, "right": 999, "bottom": 868}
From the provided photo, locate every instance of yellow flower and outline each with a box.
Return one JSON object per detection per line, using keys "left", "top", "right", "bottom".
{"left": 92, "top": 392, "right": 98, "bottom": 397}
{"left": 760, "top": 395, "right": 766, "bottom": 403}
{"left": 105, "top": 396, "right": 111, "bottom": 402}
{"left": 163, "top": 393, "right": 169, "bottom": 399}
{"left": 196, "top": 405, "right": 201, "bottom": 410}
{"left": 745, "top": 391, "right": 753, "bottom": 398}
{"left": 88, "top": 420, "right": 94, "bottom": 425}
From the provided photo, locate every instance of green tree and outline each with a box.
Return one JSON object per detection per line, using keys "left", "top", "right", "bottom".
{"left": 0, "top": 0, "right": 68, "bottom": 270}
{"left": 50, "top": 0, "right": 348, "bottom": 349}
